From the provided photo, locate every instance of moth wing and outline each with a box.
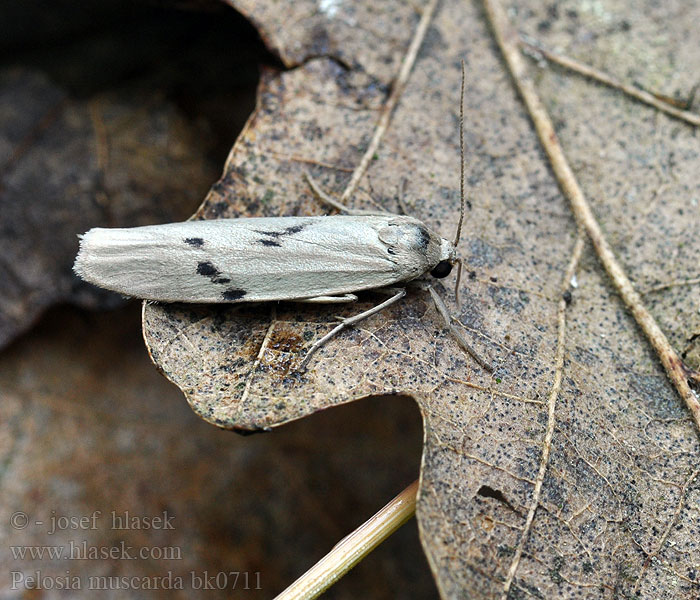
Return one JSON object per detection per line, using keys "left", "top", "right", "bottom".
{"left": 74, "top": 216, "right": 431, "bottom": 302}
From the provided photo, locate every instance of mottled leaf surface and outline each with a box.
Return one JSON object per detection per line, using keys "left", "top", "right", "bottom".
{"left": 232, "top": 0, "right": 419, "bottom": 81}
{"left": 144, "top": 0, "right": 700, "bottom": 597}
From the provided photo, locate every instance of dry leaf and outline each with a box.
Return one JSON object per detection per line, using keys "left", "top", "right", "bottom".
{"left": 144, "top": 0, "right": 700, "bottom": 597}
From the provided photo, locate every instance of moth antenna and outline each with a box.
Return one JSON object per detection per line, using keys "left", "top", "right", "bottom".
{"left": 453, "top": 59, "right": 466, "bottom": 248}
{"left": 454, "top": 257, "right": 463, "bottom": 307}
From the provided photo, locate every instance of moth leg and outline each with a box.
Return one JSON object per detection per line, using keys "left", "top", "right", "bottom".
{"left": 303, "top": 170, "right": 389, "bottom": 216}
{"left": 299, "top": 288, "right": 406, "bottom": 371}
{"left": 396, "top": 178, "right": 409, "bottom": 215}
{"left": 426, "top": 285, "right": 493, "bottom": 372}
{"left": 328, "top": 287, "right": 403, "bottom": 320}
{"left": 298, "top": 294, "right": 358, "bottom": 304}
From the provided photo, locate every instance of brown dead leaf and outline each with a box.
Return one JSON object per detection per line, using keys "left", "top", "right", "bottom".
{"left": 144, "top": 0, "right": 700, "bottom": 597}
{"left": 233, "top": 0, "right": 420, "bottom": 82}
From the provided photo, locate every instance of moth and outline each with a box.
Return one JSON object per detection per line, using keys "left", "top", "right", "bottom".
{"left": 73, "top": 66, "right": 490, "bottom": 371}
{"left": 73, "top": 212, "right": 456, "bottom": 306}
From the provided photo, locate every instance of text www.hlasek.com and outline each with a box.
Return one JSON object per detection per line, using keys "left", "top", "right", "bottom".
{"left": 10, "top": 540, "right": 181, "bottom": 561}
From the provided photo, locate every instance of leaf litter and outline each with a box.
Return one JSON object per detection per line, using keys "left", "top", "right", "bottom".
{"left": 143, "top": 0, "right": 700, "bottom": 597}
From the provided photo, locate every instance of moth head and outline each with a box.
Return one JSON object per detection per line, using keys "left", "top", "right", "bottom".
{"left": 430, "top": 237, "right": 457, "bottom": 279}
{"left": 430, "top": 260, "right": 453, "bottom": 278}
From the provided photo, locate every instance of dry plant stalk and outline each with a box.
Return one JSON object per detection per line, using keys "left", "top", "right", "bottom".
{"left": 519, "top": 38, "right": 700, "bottom": 127}
{"left": 274, "top": 480, "right": 419, "bottom": 600}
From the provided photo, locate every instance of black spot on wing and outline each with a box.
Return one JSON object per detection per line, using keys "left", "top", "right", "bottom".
{"left": 184, "top": 237, "right": 205, "bottom": 247}
{"left": 259, "top": 239, "right": 281, "bottom": 247}
{"left": 197, "top": 261, "right": 219, "bottom": 277}
{"left": 222, "top": 288, "right": 247, "bottom": 301}
{"left": 417, "top": 226, "right": 431, "bottom": 250}
{"left": 254, "top": 223, "right": 307, "bottom": 238}
{"left": 197, "top": 261, "right": 230, "bottom": 285}
{"left": 282, "top": 224, "right": 305, "bottom": 235}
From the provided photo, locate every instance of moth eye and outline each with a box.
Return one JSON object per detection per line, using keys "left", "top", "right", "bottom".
{"left": 430, "top": 260, "right": 452, "bottom": 278}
